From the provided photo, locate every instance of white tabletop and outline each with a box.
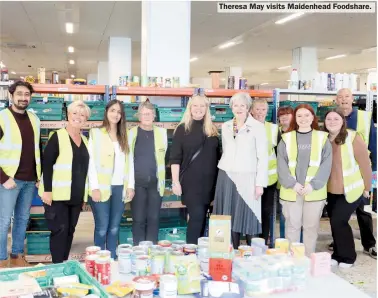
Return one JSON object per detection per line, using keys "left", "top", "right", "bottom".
{"left": 110, "top": 261, "right": 371, "bottom": 298}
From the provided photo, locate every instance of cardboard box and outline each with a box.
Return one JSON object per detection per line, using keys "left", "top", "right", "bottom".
{"left": 209, "top": 258, "right": 232, "bottom": 282}
{"left": 209, "top": 215, "right": 231, "bottom": 253}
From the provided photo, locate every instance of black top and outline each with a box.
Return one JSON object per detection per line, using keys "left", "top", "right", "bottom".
{"left": 170, "top": 120, "right": 220, "bottom": 206}
{"left": 42, "top": 131, "right": 89, "bottom": 205}
{"left": 134, "top": 127, "right": 157, "bottom": 187}
{"left": 0, "top": 107, "right": 37, "bottom": 183}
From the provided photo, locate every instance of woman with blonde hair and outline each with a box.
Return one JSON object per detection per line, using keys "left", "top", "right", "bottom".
{"left": 170, "top": 95, "right": 220, "bottom": 244}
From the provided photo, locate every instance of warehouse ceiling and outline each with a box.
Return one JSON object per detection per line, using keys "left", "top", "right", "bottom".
{"left": 0, "top": 1, "right": 376, "bottom": 88}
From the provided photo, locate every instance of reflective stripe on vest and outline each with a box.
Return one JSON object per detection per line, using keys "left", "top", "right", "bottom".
{"left": 38, "top": 128, "right": 89, "bottom": 202}
{"left": 129, "top": 125, "right": 167, "bottom": 196}
{"left": 90, "top": 127, "right": 129, "bottom": 201}
{"left": 0, "top": 109, "right": 41, "bottom": 179}
{"left": 265, "top": 122, "right": 278, "bottom": 186}
{"left": 280, "top": 130, "right": 328, "bottom": 202}
{"left": 341, "top": 130, "right": 365, "bottom": 203}
{"left": 356, "top": 110, "right": 372, "bottom": 146}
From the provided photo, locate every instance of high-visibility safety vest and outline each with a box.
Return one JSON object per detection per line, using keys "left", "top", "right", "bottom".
{"left": 38, "top": 129, "right": 89, "bottom": 202}
{"left": 280, "top": 130, "right": 328, "bottom": 202}
{"left": 128, "top": 126, "right": 167, "bottom": 197}
{"left": 89, "top": 127, "right": 129, "bottom": 202}
{"left": 265, "top": 122, "right": 279, "bottom": 186}
{"left": 341, "top": 130, "right": 365, "bottom": 203}
{"left": 0, "top": 109, "right": 41, "bottom": 179}
{"left": 356, "top": 110, "right": 372, "bottom": 146}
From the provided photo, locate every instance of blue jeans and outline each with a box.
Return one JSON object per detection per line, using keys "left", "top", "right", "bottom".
{"left": 89, "top": 185, "right": 124, "bottom": 259}
{"left": 0, "top": 179, "right": 36, "bottom": 260}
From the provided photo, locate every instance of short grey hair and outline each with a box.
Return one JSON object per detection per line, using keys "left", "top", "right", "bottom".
{"left": 137, "top": 101, "right": 156, "bottom": 117}
{"left": 67, "top": 100, "right": 91, "bottom": 119}
{"left": 229, "top": 92, "right": 252, "bottom": 110}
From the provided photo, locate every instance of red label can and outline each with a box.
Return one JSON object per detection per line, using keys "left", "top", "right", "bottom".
{"left": 95, "top": 256, "right": 111, "bottom": 285}
{"left": 86, "top": 246, "right": 101, "bottom": 256}
{"left": 85, "top": 254, "right": 98, "bottom": 277}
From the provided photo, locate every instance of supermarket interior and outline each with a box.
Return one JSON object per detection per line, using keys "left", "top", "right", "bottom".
{"left": 0, "top": 1, "right": 377, "bottom": 298}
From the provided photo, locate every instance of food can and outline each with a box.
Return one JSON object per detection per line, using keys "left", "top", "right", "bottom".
{"left": 131, "top": 250, "right": 145, "bottom": 274}
{"left": 96, "top": 250, "right": 111, "bottom": 258}
{"left": 85, "top": 254, "right": 98, "bottom": 277}
{"left": 172, "top": 240, "right": 186, "bottom": 246}
{"left": 227, "top": 76, "right": 235, "bottom": 89}
{"left": 133, "top": 276, "right": 155, "bottom": 298}
{"left": 139, "top": 241, "right": 153, "bottom": 254}
{"left": 239, "top": 78, "right": 247, "bottom": 90}
{"left": 118, "top": 245, "right": 132, "bottom": 274}
{"left": 150, "top": 245, "right": 162, "bottom": 253}
{"left": 156, "top": 77, "right": 164, "bottom": 88}
{"left": 275, "top": 238, "right": 290, "bottom": 254}
{"left": 133, "top": 76, "right": 140, "bottom": 84}
{"left": 251, "top": 238, "right": 265, "bottom": 247}
{"left": 148, "top": 77, "right": 157, "bottom": 87}
{"left": 168, "top": 251, "right": 184, "bottom": 274}
{"left": 151, "top": 251, "right": 165, "bottom": 274}
{"left": 172, "top": 77, "right": 180, "bottom": 88}
{"left": 290, "top": 242, "right": 305, "bottom": 258}
{"left": 133, "top": 245, "right": 145, "bottom": 252}
{"left": 52, "top": 71, "right": 59, "bottom": 84}
{"left": 183, "top": 244, "right": 197, "bottom": 255}
{"left": 171, "top": 244, "right": 184, "bottom": 252}
{"left": 164, "top": 77, "right": 172, "bottom": 88}
{"left": 95, "top": 256, "right": 111, "bottom": 285}
{"left": 238, "top": 245, "right": 253, "bottom": 259}
{"left": 161, "top": 247, "right": 173, "bottom": 274}
{"left": 141, "top": 76, "right": 148, "bottom": 87}
{"left": 136, "top": 255, "right": 151, "bottom": 276}
{"left": 198, "top": 237, "right": 209, "bottom": 247}
{"left": 160, "top": 275, "right": 178, "bottom": 298}
{"left": 86, "top": 246, "right": 101, "bottom": 256}
{"left": 158, "top": 240, "right": 172, "bottom": 248}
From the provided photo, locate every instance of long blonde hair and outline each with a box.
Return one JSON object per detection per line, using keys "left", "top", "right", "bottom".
{"left": 176, "top": 95, "right": 218, "bottom": 137}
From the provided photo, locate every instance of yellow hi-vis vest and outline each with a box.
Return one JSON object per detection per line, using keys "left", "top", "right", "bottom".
{"left": 341, "top": 130, "right": 365, "bottom": 203}
{"left": 280, "top": 130, "right": 328, "bottom": 202}
{"left": 356, "top": 110, "right": 372, "bottom": 146}
{"left": 128, "top": 125, "right": 167, "bottom": 197}
{"left": 0, "top": 109, "right": 41, "bottom": 179}
{"left": 89, "top": 127, "right": 129, "bottom": 202}
{"left": 38, "top": 129, "right": 89, "bottom": 202}
{"left": 265, "top": 122, "right": 279, "bottom": 186}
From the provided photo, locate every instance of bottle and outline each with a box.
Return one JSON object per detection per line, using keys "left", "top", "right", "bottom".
{"left": 289, "top": 69, "right": 299, "bottom": 90}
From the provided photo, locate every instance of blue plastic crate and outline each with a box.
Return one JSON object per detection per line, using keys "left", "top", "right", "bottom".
{"left": 157, "top": 107, "right": 185, "bottom": 122}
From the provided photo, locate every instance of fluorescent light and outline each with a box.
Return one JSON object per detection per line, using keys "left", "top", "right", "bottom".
{"left": 20, "top": 76, "right": 25, "bottom": 79}
{"left": 260, "top": 83, "right": 269, "bottom": 85}
{"left": 277, "top": 65, "right": 291, "bottom": 70}
{"left": 368, "top": 68, "right": 376, "bottom": 72}
{"left": 190, "top": 57, "right": 198, "bottom": 62}
{"left": 68, "top": 46, "right": 74, "bottom": 53}
{"left": 325, "top": 54, "right": 346, "bottom": 60}
{"left": 0, "top": 61, "right": 5, "bottom": 68}
{"left": 219, "top": 41, "right": 236, "bottom": 49}
{"left": 11, "top": 71, "right": 16, "bottom": 75}
{"left": 65, "top": 22, "right": 74, "bottom": 34}
{"left": 275, "top": 12, "right": 305, "bottom": 25}
{"left": 71, "top": 74, "right": 75, "bottom": 78}
{"left": 69, "top": 60, "right": 75, "bottom": 65}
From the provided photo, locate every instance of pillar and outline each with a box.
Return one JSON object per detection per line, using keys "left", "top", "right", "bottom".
{"left": 108, "top": 37, "right": 132, "bottom": 86}
{"left": 141, "top": 1, "right": 190, "bottom": 87}
{"left": 97, "top": 61, "right": 108, "bottom": 85}
{"left": 292, "top": 47, "right": 318, "bottom": 82}
{"left": 359, "top": 73, "right": 368, "bottom": 92}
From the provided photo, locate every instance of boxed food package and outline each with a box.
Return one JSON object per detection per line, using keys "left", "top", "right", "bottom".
{"left": 172, "top": 254, "right": 201, "bottom": 294}
{"left": 209, "top": 215, "right": 231, "bottom": 253}
{"left": 209, "top": 258, "right": 232, "bottom": 282}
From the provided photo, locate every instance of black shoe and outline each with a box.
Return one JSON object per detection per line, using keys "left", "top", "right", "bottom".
{"left": 328, "top": 242, "right": 334, "bottom": 251}
{"left": 363, "top": 247, "right": 377, "bottom": 259}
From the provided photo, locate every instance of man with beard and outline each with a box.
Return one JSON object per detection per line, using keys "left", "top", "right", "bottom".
{"left": 0, "top": 81, "right": 41, "bottom": 268}
{"left": 329, "top": 88, "right": 377, "bottom": 259}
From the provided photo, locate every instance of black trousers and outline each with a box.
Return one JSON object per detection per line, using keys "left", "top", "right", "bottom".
{"left": 131, "top": 181, "right": 162, "bottom": 245}
{"left": 356, "top": 196, "right": 376, "bottom": 250}
{"left": 44, "top": 201, "right": 82, "bottom": 264}
{"left": 186, "top": 204, "right": 209, "bottom": 244}
{"left": 260, "top": 183, "right": 277, "bottom": 244}
{"left": 327, "top": 193, "right": 361, "bottom": 264}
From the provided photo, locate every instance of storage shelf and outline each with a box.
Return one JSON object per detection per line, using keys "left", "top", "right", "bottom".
{"left": 32, "top": 84, "right": 106, "bottom": 94}
{"left": 205, "top": 89, "right": 272, "bottom": 98}
{"left": 116, "top": 87, "right": 194, "bottom": 96}
{"left": 278, "top": 89, "right": 367, "bottom": 96}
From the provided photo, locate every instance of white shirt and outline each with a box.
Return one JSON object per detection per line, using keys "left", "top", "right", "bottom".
{"left": 88, "top": 139, "right": 126, "bottom": 190}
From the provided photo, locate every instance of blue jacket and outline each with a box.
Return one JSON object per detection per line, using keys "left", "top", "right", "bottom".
{"left": 346, "top": 109, "right": 377, "bottom": 171}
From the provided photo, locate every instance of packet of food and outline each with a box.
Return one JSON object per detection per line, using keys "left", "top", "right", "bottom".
{"left": 106, "top": 281, "right": 134, "bottom": 297}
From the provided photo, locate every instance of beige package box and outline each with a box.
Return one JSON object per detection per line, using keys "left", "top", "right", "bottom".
{"left": 209, "top": 215, "right": 231, "bottom": 253}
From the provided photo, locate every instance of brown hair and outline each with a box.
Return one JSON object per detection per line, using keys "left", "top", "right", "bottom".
{"left": 323, "top": 108, "right": 348, "bottom": 145}
{"left": 278, "top": 106, "right": 294, "bottom": 117}
{"left": 101, "top": 100, "right": 129, "bottom": 153}
{"left": 288, "top": 104, "right": 319, "bottom": 132}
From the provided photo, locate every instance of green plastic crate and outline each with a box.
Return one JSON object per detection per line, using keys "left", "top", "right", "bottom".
{"left": 118, "top": 226, "right": 133, "bottom": 245}
{"left": 210, "top": 105, "right": 233, "bottom": 122}
{"left": 0, "top": 261, "right": 109, "bottom": 297}
{"left": 27, "top": 103, "right": 64, "bottom": 121}
{"left": 32, "top": 96, "right": 64, "bottom": 104}
{"left": 280, "top": 100, "right": 318, "bottom": 114}
{"left": 123, "top": 103, "right": 157, "bottom": 122}
{"left": 89, "top": 106, "right": 105, "bottom": 121}
{"left": 163, "top": 180, "right": 180, "bottom": 202}
{"left": 0, "top": 100, "right": 8, "bottom": 111}
{"left": 317, "top": 105, "right": 336, "bottom": 122}
{"left": 26, "top": 231, "right": 50, "bottom": 255}
{"left": 266, "top": 103, "right": 274, "bottom": 122}
{"left": 157, "top": 107, "right": 185, "bottom": 122}
{"left": 159, "top": 227, "right": 187, "bottom": 242}
{"left": 28, "top": 214, "right": 49, "bottom": 231}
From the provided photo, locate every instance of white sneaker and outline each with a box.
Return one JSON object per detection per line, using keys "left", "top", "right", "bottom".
{"left": 339, "top": 262, "right": 353, "bottom": 269}
{"left": 331, "top": 259, "right": 338, "bottom": 267}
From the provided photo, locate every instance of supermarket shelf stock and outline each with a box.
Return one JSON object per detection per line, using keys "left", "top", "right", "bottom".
{"left": 205, "top": 89, "right": 273, "bottom": 98}
{"left": 32, "top": 84, "right": 106, "bottom": 94}
{"left": 116, "top": 86, "right": 194, "bottom": 96}
{"left": 278, "top": 89, "right": 367, "bottom": 96}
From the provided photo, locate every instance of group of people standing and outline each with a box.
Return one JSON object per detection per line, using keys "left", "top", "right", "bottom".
{"left": 0, "top": 81, "right": 375, "bottom": 270}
